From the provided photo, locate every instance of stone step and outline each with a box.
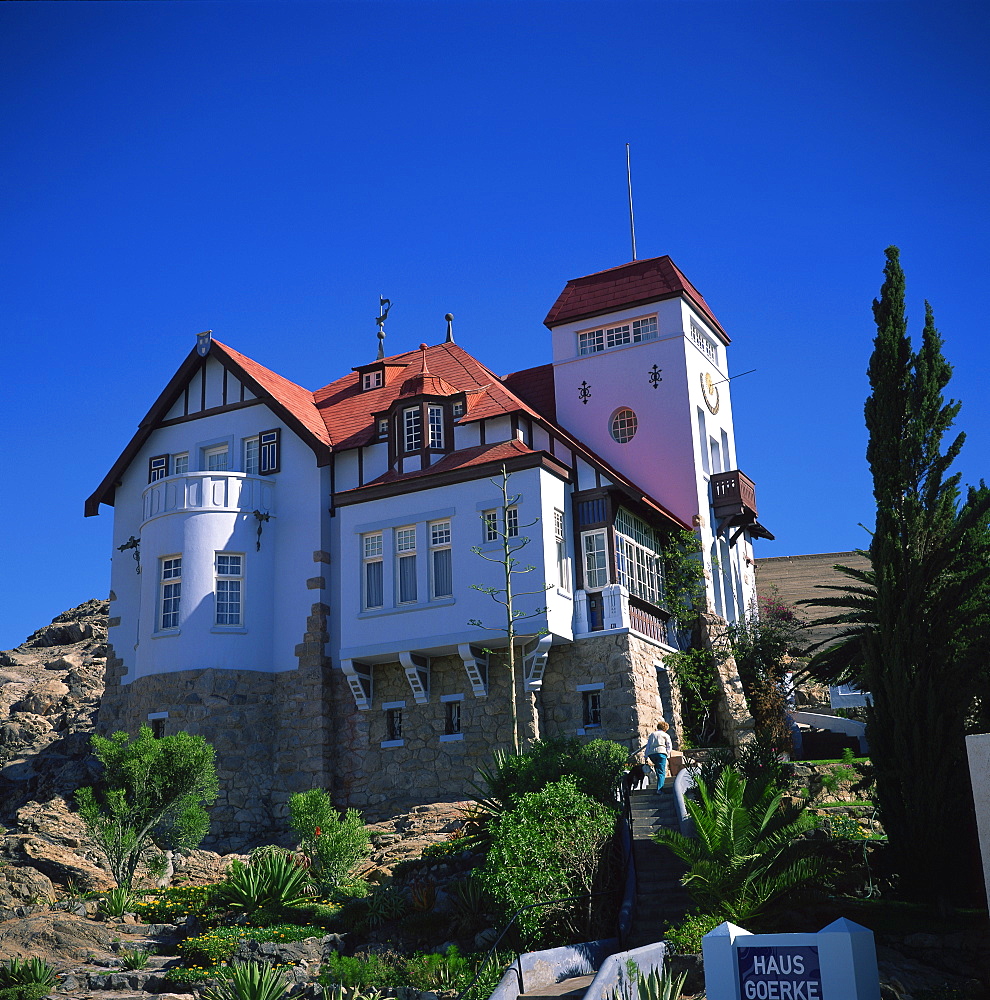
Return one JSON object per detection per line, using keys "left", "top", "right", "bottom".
{"left": 519, "top": 973, "right": 597, "bottom": 1000}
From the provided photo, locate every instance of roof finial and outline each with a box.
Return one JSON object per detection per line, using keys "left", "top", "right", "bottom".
{"left": 376, "top": 296, "right": 392, "bottom": 360}
{"left": 445, "top": 313, "right": 455, "bottom": 344}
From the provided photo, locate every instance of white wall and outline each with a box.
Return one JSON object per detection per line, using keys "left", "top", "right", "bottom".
{"left": 333, "top": 466, "right": 572, "bottom": 663}
{"left": 106, "top": 401, "right": 325, "bottom": 682}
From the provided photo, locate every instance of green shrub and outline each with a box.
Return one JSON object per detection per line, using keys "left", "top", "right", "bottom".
{"left": 202, "top": 962, "right": 289, "bottom": 1000}
{"left": 217, "top": 852, "right": 312, "bottom": 918}
{"left": 289, "top": 789, "right": 371, "bottom": 893}
{"left": 321, "top": 951, "right": 399, "bottom": 990}
{"left": 662, "top": 911, "right": 722, "bottom": 954}
{"left": 478, "top": 737, "right": 627, "bottom": 813}
{"left": 0, "top": 958, "right": 57, "bottom": 1000}
{"left": 402, "top": 945, "right": 475, "bottom": 992}
{"left": 480, "top": 776, "right": 617, "bottom": 945}
{"left": 319, "top": 950, "right": 504, "bottom": 997}
{"left": 820, "top": 764, "right": 857, "bottom": 795}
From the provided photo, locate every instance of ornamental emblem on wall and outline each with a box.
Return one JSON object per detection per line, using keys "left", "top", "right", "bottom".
{"left": 578, "top": 380, "right": 592, "bottom": 405}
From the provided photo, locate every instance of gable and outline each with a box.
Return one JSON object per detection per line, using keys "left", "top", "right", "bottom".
{"left": 85, "top": 339, "right": 330, "bottom": 516}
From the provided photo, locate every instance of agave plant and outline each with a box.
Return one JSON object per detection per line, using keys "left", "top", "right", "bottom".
{"left": 216, "top": 851, "right": 312, "bottom": 917}
{"left": 611, "top": 964, "right": 688, "bottom": 1000}
{"left": 99, "top": 886, "right": 136, "bottom": 917}
{"left": 653, "top": 765, "right": 831, "bottom": 924}
{"left": 202, "top": 963, "right": 288, "bottom": 1000}
{"left": 0, "top": 957, "right": 58, "bottom": 1000}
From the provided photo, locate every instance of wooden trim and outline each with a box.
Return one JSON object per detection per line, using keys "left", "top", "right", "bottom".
{"left": 200, "top": 366, "right": 207, "bottom": 412}
{"left": 158, "top": 397, "right": 264, "bottom": 426}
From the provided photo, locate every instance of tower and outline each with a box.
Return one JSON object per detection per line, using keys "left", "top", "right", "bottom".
{"left": 545, "top": 256, "right": 772, "bottom": 622}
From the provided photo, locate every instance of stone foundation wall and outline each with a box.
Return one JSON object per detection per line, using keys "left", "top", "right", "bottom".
{"left": 97, "top": 598, "right": 337, "bottom": 851}
{"left": 538, "top": 632, "right": 683, "bottom": 757}
{"left": 329, "top": 652, "right": 521, "bottom": 821}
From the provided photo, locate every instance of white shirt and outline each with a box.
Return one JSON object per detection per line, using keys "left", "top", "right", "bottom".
{"left": 644, "top": 729, "right": 672, "bottom": 758}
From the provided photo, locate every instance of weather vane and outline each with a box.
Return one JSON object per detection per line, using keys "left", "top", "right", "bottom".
{"left": 376, "top": 296, "right": 392, "bottom": 359}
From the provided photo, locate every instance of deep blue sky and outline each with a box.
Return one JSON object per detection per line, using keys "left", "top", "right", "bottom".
{"left": 2, "top": 1, "right": 987, "bottom": 650}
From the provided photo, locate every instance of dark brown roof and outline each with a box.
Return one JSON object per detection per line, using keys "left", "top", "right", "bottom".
{"left": 544, "top": 255, "right": 728, "bottom": 343}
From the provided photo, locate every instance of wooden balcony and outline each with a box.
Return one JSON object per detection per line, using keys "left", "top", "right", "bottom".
{"left": 711, "top": 469, "right": 758, "bottom": 518}
{"left": 710, "top": 470, "right": 774, "bottom": 542}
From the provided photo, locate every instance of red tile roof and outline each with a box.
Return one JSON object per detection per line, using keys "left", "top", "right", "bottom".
{"left": 313, "top": 342, "right": 543, "bottom": 450}
{"left": 502, "top": 364, "right": 556, "bottom": 422}
{"left": 211, "top": 339, "right": 330, "bottom": 448}
{"left": 543, "top": 255, "right": 729, "bottom": 343}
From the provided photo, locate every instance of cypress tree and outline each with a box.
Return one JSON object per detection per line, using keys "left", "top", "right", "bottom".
{"left": 806, "top": 247, "right": 990, "bottom": 906}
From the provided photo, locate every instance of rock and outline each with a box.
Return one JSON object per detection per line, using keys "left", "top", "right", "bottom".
{"left": 2, "top": 833, "right": 112, "bottom": 892}
{"left": 0, "top": 912, "right": 120, "bottom": 966}
{"left": 473, "top": 927, "right": 498, "bottom": 949}
{"left": 0, "top": 864, "right": 56, "bottom": 920}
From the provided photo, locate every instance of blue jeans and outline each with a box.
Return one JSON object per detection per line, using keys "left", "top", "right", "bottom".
{"left": 649, "top": 753, "right": 668, "bottom": 791}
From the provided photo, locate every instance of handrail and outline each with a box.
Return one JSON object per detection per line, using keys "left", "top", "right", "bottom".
{"left": 454, "top": 890, "right": 614, "bottom": 1000}
{"left": 455, "top": 777, "right": 636, "bottom": 1000}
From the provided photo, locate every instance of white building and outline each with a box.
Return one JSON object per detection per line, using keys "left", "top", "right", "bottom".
{"left": 87, "top": 256, "right": 772, "bottom": 842}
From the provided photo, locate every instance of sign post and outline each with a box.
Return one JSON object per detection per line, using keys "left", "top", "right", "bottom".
{"left": 702, "top": 918, "right": 879, "bottom": 1000}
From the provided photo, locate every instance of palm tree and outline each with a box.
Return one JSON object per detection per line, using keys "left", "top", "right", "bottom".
{"left": 653, "top": 767, "right": 829, "bottom": 924}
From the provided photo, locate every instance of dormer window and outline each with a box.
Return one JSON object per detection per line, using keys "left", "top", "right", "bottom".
{"left": 378, "top": 418, "right": 389, "bottom": 437}
{"left": 403, "top": 407, "right": 422, "bottom": 452}
{"left": 452, "top": 400, "right": 465, "bottom": 418}
{"left": 362, "top": 370, "right": 384, "bottom": 391}
{"left": 428, "top": 404, "right": 444, "bottom": 448}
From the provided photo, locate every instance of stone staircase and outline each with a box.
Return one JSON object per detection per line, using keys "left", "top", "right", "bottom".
{"left": 625, "top": 784, "right": 689, "bottom": 948}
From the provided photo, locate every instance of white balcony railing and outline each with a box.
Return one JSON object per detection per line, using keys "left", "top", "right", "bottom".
{"left": 142, "top": 473, "right": 275, "bottom": 526}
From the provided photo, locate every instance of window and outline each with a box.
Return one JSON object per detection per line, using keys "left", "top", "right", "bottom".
{"left": 403, "top": 407, "right": 422, "bottom": 452}
{"left": 149, "top": 455, "right": 169, "bottom": 483}
{"left": 396, "top": 527, "right": 417, "bottom": 603}
{"left": 483, "top": 511, "right": 498, "bottom": 543}
{"left": 244, "top": 437, "right": 259, "bottom": 475}
{"left": 452, "top": 400, "right": 465, "bottom": 417}
{"left": 173, "top": 453, "right": 189, "bottom": 475}
{"left": 610, "top": 408, "right": 638, "bottom": 443}
{"left": 259, "top": 429, "right": 279, "bottom": 474}
{"left": 428, "top": 404, "right": 444, "bottom": 448}
{"left": 160, "top": 557, "right": 182, "bottom": 630}
{"left": 632, "top": 316, "right": 658, "bottom": 342}
{"left": 445, "top": 700, "right": 461, "bottom": 736}
{"left": 689, "top": 319, "right": 718, "bottom": 363}
{"left": 582, "top": 690, "right": 602, "bottom": 728}
{"left": 582, "top": 530, "right": 609, "bottom": 590}
{"left": 363, "top": 533, "right": 384, "bottom": 609}
{"left": 614, "top": 508, "right": 664, "bottom": 606}
{"left": 362, "top": 370, "right": 383, "bottom": 390}
{"left": 555, "top": 509, "right": 570, "bottom": 593}
{"left": 506, "top": 507, "right": 519, "bottom": 537}
{"left": 430, "top": 521, "right": 453, "bottom": 599}
{"left": 578, "top": 328, "right": 604, "bottom": 355}
{"left": 205, "top": 445, "right": 228, "bottom": 471}
{"left": 378, "top": 418, "right": 389, "bottom": 436}
{"left": 577, "top": 315, "right": 657, "bottom": 356}
{"left": 386, "top": 707, "right": 403, "bottom": 742}
{"left": 483, "top": 507, "right": 518, "bottom": 543}
{"left": 215, "top": 553, "right": 243, "bottom": 626}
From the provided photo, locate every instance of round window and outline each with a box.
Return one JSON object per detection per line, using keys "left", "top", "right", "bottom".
{"left": 610, "top": 407, "right": 638, "bottom": 443}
